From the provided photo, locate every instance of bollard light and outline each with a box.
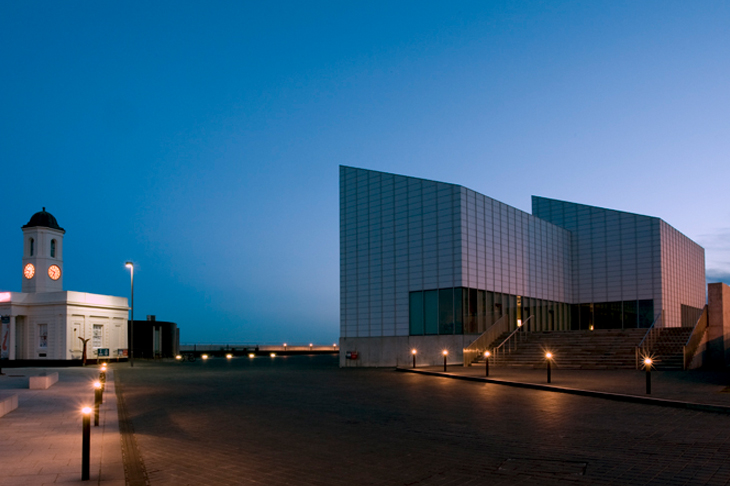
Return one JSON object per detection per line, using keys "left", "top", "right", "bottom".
{"left": 270, "top": 352, "right": 276, "bottom": 357}
{"left": 176, "top": 355, "right": 182, "bottom": 360}
{"left": 484, "top": 350, "right": 491, "bottom": 377}
{"left": 226, "top": 354, "right": 233, "bottom": 359}
{"left": 81, "top": 407, "right": 91, "bottom": 480}
{"left": 545, "top": 352, "right": 553, "bottom": 383}
{"left": 412, "top": 349, "right": 417, "bottom": 368}
{"left": 443, "top": 350, "right": 448, "bottom": 372}
{"left": 644, "top": 357, "right": 653, "bottom": 394}
{"left": 248, "top": 353, "right": 255, "bottom": 358}
{"left": 201, "top": 354, "right": 208, "bottom": 360}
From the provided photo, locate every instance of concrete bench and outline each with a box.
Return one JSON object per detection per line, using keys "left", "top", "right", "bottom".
{"left": 29, "top": 372, "right": 59, "bottom": 390}
{"left": 0, "top": 394, "right": 18, "bottom": 417}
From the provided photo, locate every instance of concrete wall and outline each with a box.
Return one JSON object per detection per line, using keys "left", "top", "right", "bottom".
{"left": 339, "top": 335, "right": 472, "bottom": 368}
{"left": 707, "top": 283, "right": 730, "bottom": 368}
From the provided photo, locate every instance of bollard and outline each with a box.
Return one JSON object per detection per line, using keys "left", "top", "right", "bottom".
{"left": 644, "top": 358, "right": 652, "bottom": 394}
{"left": 100, "top": 371, "right": 106, "bottom": 394}
{"left": 94, "top": 382, "right": 102, "bottom": 426}
{"left": 82, "top": 407, "right": 91, "bottom": 480}
{"left": 411, "top": 349, "right": 417, "bottom": 368}
{"left": 545, "top": 352, "right": 552, "bottom": 383}
{"left": 442, "top": 350, "right": 448, "bottom": 372}
{"left": 484, "top": 351, "right": 490, "bottom": 377}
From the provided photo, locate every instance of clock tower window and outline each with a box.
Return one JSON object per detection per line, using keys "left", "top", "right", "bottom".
{"left": 29, "top": 238, "right": 34, "bottom": 257}
{"left": 51, "top": 239, "right": 56, "bottom": 258}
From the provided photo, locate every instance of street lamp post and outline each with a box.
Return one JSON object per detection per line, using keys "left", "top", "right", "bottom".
{"left": 125, "top": 262, "right": 134, "bottom": 368}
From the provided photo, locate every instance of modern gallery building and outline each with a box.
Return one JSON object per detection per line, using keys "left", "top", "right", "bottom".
{"left": 339, "top": 166, "right": 706, "bottom": 367}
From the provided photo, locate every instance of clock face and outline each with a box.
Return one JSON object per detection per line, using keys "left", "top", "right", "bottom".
{"left": 23, "top": 263, "right": 35, "bottom": 279}
{"left": 48, "top": 264, "right": 61, "bottom": 281}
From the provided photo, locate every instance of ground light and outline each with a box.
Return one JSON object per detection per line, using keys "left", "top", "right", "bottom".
{"left": 248, "top": 353, "right": 255, "bottom": 358}
{"left": 175, "top": 355, "right": 182, "bottom": 360}
{"left": 644, "top": 357, "right": 653, "bottom": 394}
{"left": 81, "top": 407, "right": 91, "bottom": 480}
{"left": 201, "top": 354, "right": 208, "bottom": 360}
{"left": 545, "top": 352, "right": 553, "bottom": 383}
{"left": 226, "top": 354, "right": 232, "bottom": 359}
{"left": 443, "top": 350, "right": 448, "bottom": 372}
{"left": 270, "top": 352, "right": 276, "bottom": 357}
{"left": 484, "top": 351, "right": 491, "bottom": 377}
{"left": 411, "top": 349, "right": 417, "bottom": 368}
{"left": 93, "top": 382, "right": 102, "bottom": 426}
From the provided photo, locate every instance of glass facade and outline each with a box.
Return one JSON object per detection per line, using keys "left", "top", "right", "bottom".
{"left": 570, "top": 299, "right": 655, "bottom": 330}
{"left": 409, "top": 287, "right": 572, "bottom": 335}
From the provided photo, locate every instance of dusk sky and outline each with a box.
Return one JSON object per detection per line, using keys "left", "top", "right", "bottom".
{"left": 2, "top": 2, "right": 729, "bottom": 345}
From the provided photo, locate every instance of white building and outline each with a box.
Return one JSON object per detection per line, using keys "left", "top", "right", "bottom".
{"left": 0, "top": 209, "right": 129, "bottom": 362}
{"left": 339, "top": 167, "right": 706, "bottom": 367}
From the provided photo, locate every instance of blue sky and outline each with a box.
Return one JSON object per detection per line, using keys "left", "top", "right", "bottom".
{"left": 2, "top": 1, "right": 729, "bottom": 344}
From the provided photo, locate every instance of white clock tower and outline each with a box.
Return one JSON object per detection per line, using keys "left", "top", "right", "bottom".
{"left": 21, "top": 207, "right": 65, "bottom": 293}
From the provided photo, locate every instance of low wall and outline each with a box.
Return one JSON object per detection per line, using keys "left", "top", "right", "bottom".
{"left": 339, "top": 335, "right": 477, "bottom": 368}
{"left": 29, "top": 372, "right": 59, "bottom": 390}
{"left": 0, "top": 394, "right": 18, "bottom": 417}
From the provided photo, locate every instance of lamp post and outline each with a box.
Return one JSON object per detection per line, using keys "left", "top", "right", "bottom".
{"left": 443, "top": 350, "right": 448, "bottom": 372}
{"left": 125, "top": 262, "right": 134, "bottom": 368}
{"left": 545, "top": 352, "right": 553, "bottom": 383}
{"left": 644, "top": 357, "right": 653, "bottom": 394}
{"left": 484, "top": 350, "right": 490, "bottom": 377}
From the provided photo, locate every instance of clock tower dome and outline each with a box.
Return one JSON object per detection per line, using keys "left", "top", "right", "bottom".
{"left": 21, "top": 207, "right": 65, "bottom": 293}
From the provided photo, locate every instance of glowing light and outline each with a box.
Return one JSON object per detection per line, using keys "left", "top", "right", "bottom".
{"left": 270, "top": 352, "right": 276, "bottom": 357}
{"left": 644, "top": 358, "right": 653, "bottom": 366}
{"left": 517, "top": 319, "right": 522, "bottom": 327}
{"left": 93, "top": 381, "right": 101, "bottom": 389}
{"left": 412, "top": 349, "right": 417, "bottom": 355}
{"left": 226, "top": 354, "right": 233, "bottom": 359}
{"left": 309, "top": 343, "right": 313, "bottom": 347}
{"left": 125, "top": 262, "right": 133, "bottom": 269}
{"left": 589, "top": 325, "right": 594, "bottom": 331}
{"left": 484, "top": 351, "right": 490, "bottom": 358}
{"left": 82, "top": 407, "right": 92, "bottom": 414}
{"left": 545, "top": 352, "right": 553, "bottom": 359}
{"left": 442, "top": 350, "right": 448, "bottom": 356}
{"left": 201, "top": 354, "right": 208, "bottom": 360}
{"left": 248, "top": 353, "right": 255, "bottom": 358}
{"left": 175, "top": 355, "right": 182, "bottom": 360}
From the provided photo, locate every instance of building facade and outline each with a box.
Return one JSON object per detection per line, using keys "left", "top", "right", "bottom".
{"left": 0, "top": 209, "right": 129, "bottom": 362}
{"left": 339, "top": 166, "right": 706, "bottom": 367}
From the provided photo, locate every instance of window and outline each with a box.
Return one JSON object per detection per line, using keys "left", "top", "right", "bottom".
{"left": 50, "top": 239, "right": 56, "bottom": 258}
{"left": 93, "top": 325, "right": 103, "bottom": 348}
{"left": 29, "top": 238, "right": 34, "bottom": 256}
{"left": 409, "top": 292, "right": 424, "bottom": 335}
{"left": 38, "top": 324, "right": 48, "bottom": 349}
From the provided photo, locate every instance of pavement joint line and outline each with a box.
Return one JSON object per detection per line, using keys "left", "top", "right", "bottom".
{"left": 396, "top": 367, "right": 730, "bottom": 415}
{"left": 115, "top": 370, "right": 150, "bottom": 486}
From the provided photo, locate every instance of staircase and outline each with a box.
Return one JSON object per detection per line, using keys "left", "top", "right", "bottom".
{"left": 472, "top": 329, "right": 648, "bottom": 370}
{"left": 650, "top": 328, "right": 693, "bottom": 370}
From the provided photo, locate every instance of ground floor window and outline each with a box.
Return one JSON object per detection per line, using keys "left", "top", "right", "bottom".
{"left": 38, "top": 324, "right": 48, "bottom": 349}
{"left": 93, "top": 324, "right": 103, "bottom": 348}
{"left": 570, "top": 300, "right": 654, "bottom": 330}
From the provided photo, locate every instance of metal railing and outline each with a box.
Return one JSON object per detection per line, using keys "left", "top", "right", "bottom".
{"left": 683, "top": 305, "right": 708, "bottom": 370}
{"left": 491, "top": 316, "right": 533, "bottom": 363}
{"left": 462, "top": 315, "right": 510, "bottom": 366}
{"left": 635, "top": 311, "right": 663, "bottom": 369}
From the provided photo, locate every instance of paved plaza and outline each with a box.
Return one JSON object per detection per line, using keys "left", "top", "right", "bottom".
{"left": 2, "top": 357, "right": 730, "bottom": 485}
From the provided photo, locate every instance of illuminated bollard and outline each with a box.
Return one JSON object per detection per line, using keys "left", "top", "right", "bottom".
{"left": 176, "top": 355, "right": 183, "bottom": 361}
{"left": 283, "top": 343, "right": 287, "bottom": 351}
{"left": 443, "top": 350, "right": 448, "bottom": 372}
{"left": 201, "top": 354, "right": 208, "bottom": 361}
{"left": 81, "top": 407, "right": 91, "bottom": 480}
{"left": 94, "top": 382, "right": 102, "bottom": 426}
{"left": 545, "top": 352, "right": 553, "bottom": 383}
{"left": 484, "top": 351, "right": 490, "bottom": 377}
{"left": 226, "top": 354, "right": 233, "bottom": 360}
{"left": 644, "top": 357, "right": 653, "bottom": 394}
{"left": 411, "top": 349, "right": 417, "bottom": 368}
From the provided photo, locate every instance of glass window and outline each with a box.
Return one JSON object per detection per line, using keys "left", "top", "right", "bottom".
{"left": 424, "top": 290, "right": 438, "bottom": 335}
{"left": 439, "top": 289, "right": 454, "bottom": 334}
{"left": 623, "top": 301, "right": 637, "bottom": 328}
{"left": 93, "top": 324, "right": 103, "bottom": 348}
{"left": 50, "top": 239, "right": 56, "bottom": 258}
{"left": 638, "top": 300, "right": 654, "bottom": 328}
{"left": 454, "top": 288, "right": 464, "bottom": 334}
{"left": 38, "top": 324, "right": 47, "bottom": 349}
{"left": 466, "top": 288, "right": 478, "bottom": 334}
{"left": 477, "top": 290, "right": 485, "bottom": 332}
{"left": 29, "top": 238, "right": 34, "bottom": 257}
{"left": 409, "top": 292, "right": 424, "bottom": 336}
{"left": 580, "top": 303, "right": 593, "bottom": 330}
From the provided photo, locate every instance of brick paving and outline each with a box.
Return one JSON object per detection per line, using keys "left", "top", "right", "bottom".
{"left": 0, "top": 367, "right": 124, "bottom": 485}
{"left": 116, "top": 356, "right": 730, "bottom": 486}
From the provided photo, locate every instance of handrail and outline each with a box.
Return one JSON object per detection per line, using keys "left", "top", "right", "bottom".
{"left": 635, "top": 311, "right": 663, "bottom": 369}
{"left": 683, "top": 305, "right": 708, "bottom": 370}
{"left": 462, "top": 315, "right": 510, "bottom": 366}
{"left": 492, "top": 315, "right": 533, "bottom": 361}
